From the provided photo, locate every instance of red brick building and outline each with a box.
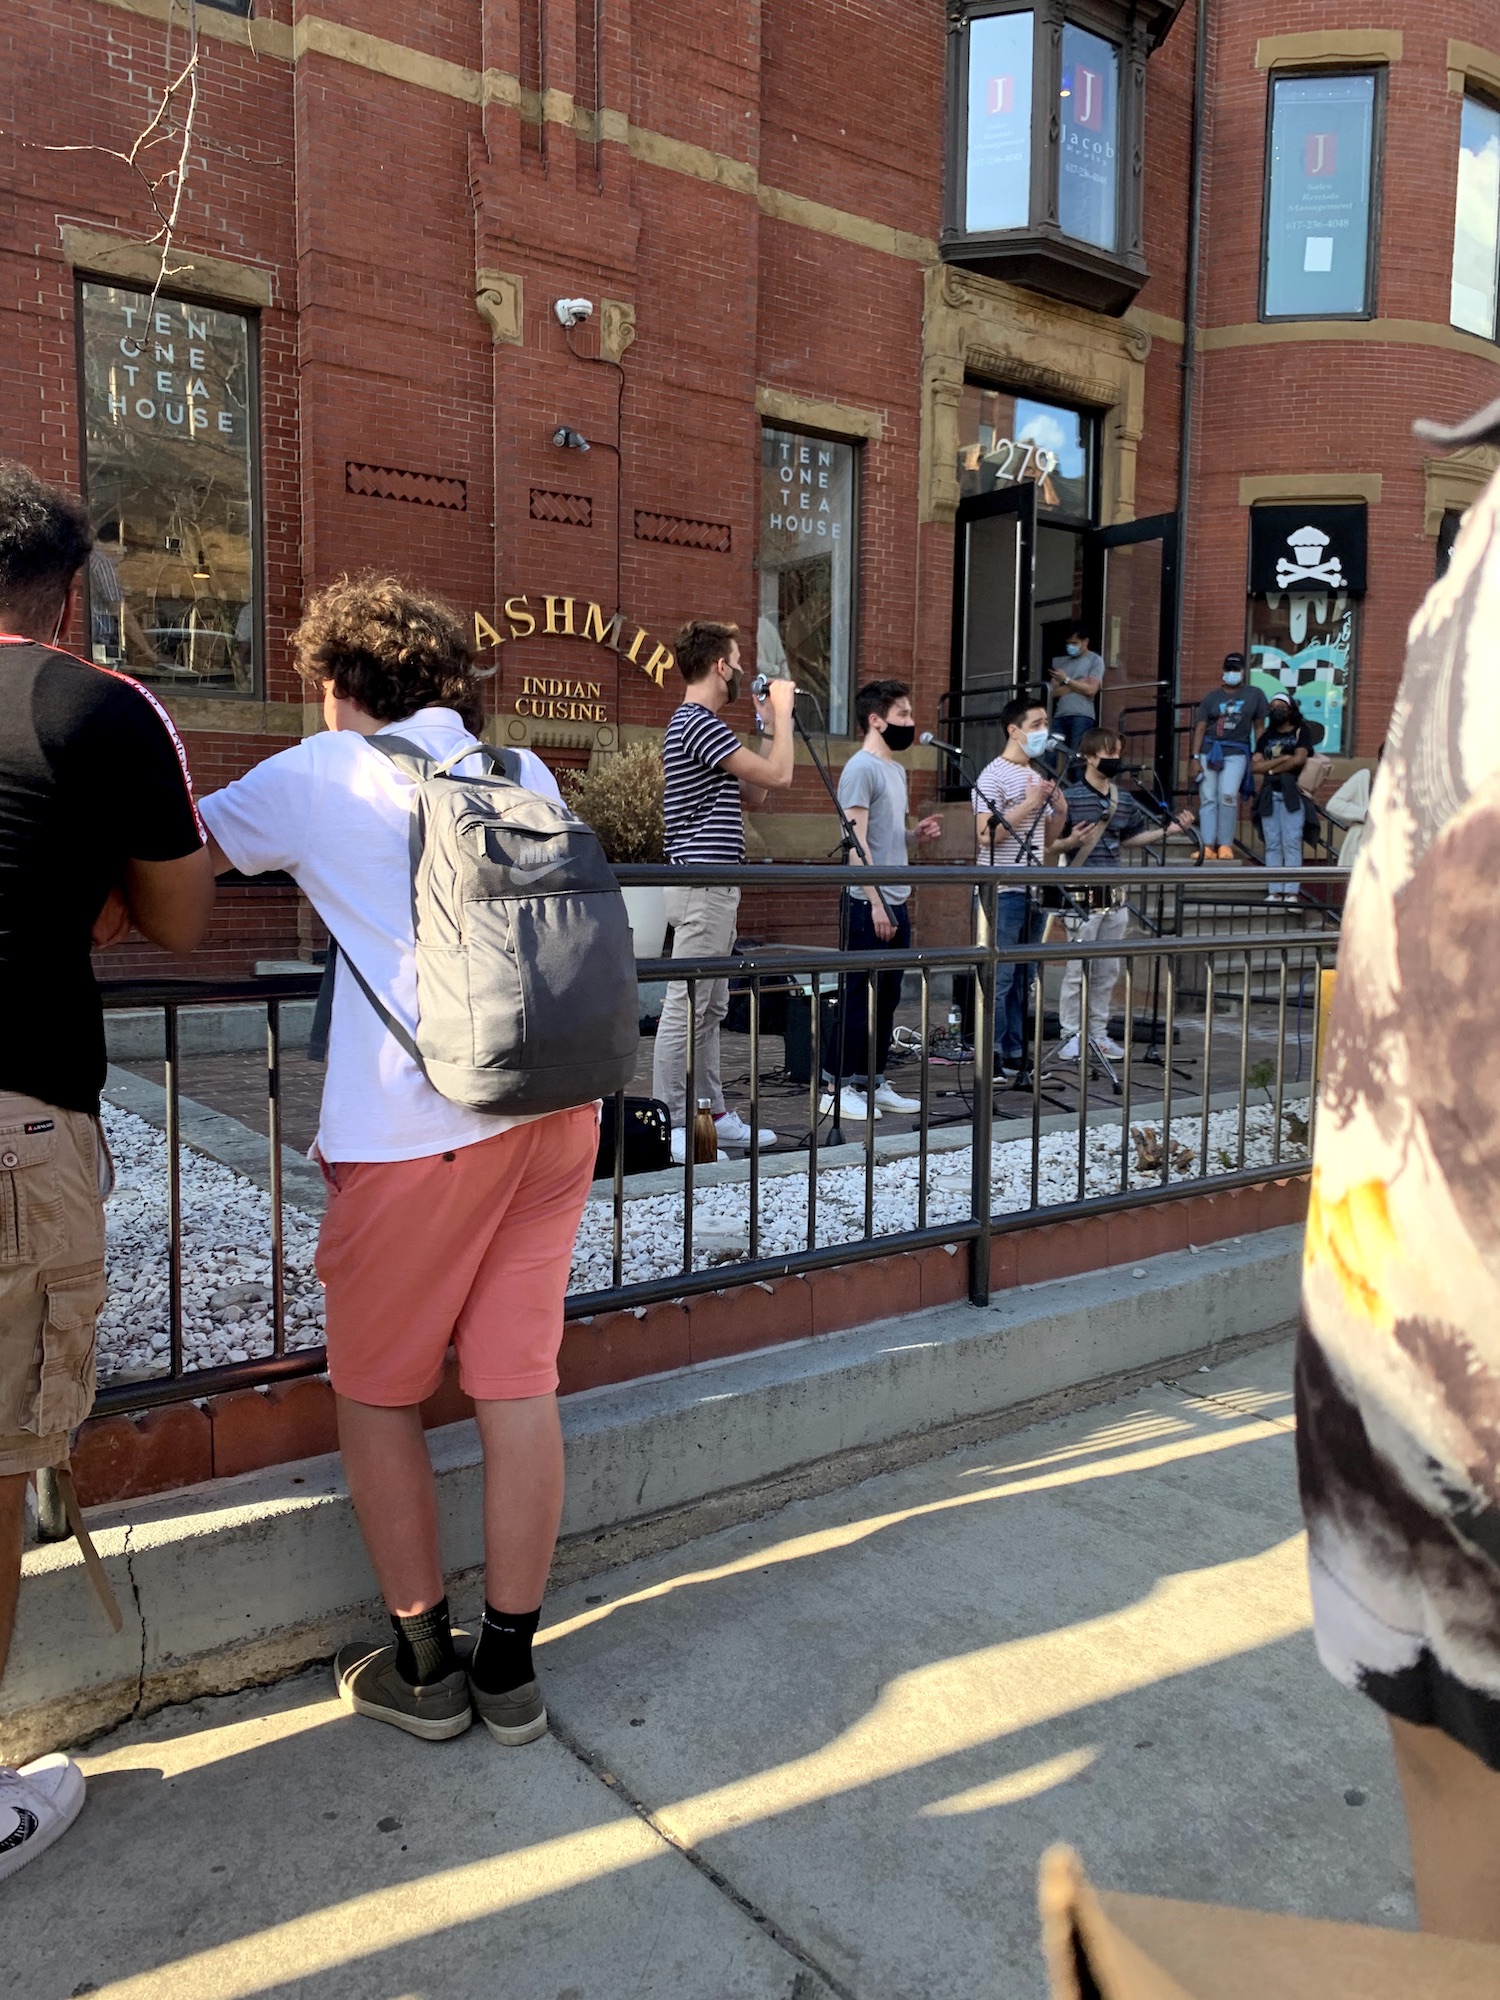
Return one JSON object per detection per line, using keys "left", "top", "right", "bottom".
{"left": 5, "top": 0, "right": 1498, "bottom": 966}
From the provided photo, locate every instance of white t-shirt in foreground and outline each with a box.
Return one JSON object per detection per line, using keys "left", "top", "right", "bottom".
{"left": 200, "top": 709, "right": 562, "bottom": 1164}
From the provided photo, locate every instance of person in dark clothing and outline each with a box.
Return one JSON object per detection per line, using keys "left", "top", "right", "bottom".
{"left": 0, "top": 459, "right": 212, "bottom": 1881}
{"left": 1251, "top": 693, "right": 1313, "bottom": 899}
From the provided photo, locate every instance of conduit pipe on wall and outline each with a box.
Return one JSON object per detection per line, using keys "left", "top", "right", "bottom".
{"left": 1174, "top": 0, "right": 1210, "bottom": 695}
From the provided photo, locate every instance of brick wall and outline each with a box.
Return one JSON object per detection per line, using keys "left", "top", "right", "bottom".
{"left": 5, "top": 0, "right": 1488, "bottom": 897}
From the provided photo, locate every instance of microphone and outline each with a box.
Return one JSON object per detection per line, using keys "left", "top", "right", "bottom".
{"left": 751, "top": 673, "right": 798, "bottom": 698}
{"left": 918, "top": 732, "right": 965, "bottom": 757}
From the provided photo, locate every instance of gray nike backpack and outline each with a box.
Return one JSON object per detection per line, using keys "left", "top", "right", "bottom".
{"left": 309, "top": 737, "right": 639, "bottom": 1114}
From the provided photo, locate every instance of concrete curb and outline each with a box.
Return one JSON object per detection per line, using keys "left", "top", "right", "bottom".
{"left": 3, "top": 1227, "right": 1303, "bottom": 1763}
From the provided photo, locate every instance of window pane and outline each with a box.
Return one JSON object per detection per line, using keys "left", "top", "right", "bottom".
{"left": 759, "top": 428, "right": 856, "bottom": 735}
{"left": 80, "top": 282, "right": 258, "bottom": 694}
{"left": 957, "top": 385, "right": 1094, "bottom": 522}
{"left": 1263, "top": 74, "right": 1377, "bottom": 318}
{"left": 1249, "top": 592, "right": 1356, "bottom": 755}
{"left": 1059, "top": 24, "right": 1120, "bottom": 251}
{"left": 966, "top": 12, "right": 1034, "bottom": 232}
{"left": 1452, "top": 95, "right": 1500, "bottom": 339}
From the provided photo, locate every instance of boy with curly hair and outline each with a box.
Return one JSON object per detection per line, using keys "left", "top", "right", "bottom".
{"left": 198, "top": 575, "right": 597, "bottom": 1748}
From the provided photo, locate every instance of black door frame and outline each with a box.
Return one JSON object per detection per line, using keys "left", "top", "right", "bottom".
{"left": 1083, "top": 510, "right": 1180, "bottom": 788}
{"left": 943, "top": 482, "right": 1039, "bottom": 789}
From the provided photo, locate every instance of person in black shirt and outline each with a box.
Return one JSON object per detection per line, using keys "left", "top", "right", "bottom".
{"left": 1251, "top": 694, "right": 1313, "bottom": 900}
{"left": 0, "top": 460, "right": 211, "bottom": 1879}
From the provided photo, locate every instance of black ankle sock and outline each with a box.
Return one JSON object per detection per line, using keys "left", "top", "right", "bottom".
{"left": 469, "top": 1603, "right": 541, "bottom": 1694}
{"left": 391, "top": 1598, "right": 457, "bottom": 1686}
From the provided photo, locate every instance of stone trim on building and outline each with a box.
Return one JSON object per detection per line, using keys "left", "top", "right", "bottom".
{"left": 920, "top": 266, "right": 1151, "bottom": 527}
{"left": 1254, "top": 31, "right": 1404, "bottom": 71}
{"left": 1446, "top": 40, "right": 1500, "bottom": 98}
{"left": 1423, "top": 448, "right": 1500, "bottom": 537}
{"left": 1237, "top": 474, "right": 1384, "bottom": 508}
{"left": 754, "top": 388, "right": 885, "bottom": 443}
{"left": 59, "top": 226, "right": 274, "bottom": 310}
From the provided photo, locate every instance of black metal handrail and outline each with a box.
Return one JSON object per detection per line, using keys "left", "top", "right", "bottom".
{"left": 90, "top": 861, "right": 1341, "bottom": 1417}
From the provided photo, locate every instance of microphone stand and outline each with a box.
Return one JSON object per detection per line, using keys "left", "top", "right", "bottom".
{"left": 788, "top": 701, "right": 881, "bottom": 1149}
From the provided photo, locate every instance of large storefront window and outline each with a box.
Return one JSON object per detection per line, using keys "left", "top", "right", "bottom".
{"left": 956, "top": 385, "right": 1095, "bottom": 523}
{"left": 1451, "top": 93, "right": 1500, "bottom": 341}
{"left": 1262, "top": 72, "right": 1380, "bottom": 320}
{"left": 79, "top": 281, "right": 259, "bottom": 696}
{"left": 758, "top": 428, "right": 857, "bottom": 736}
{"left": 1246, "top": 505, "right": 1367, "bottom": 755}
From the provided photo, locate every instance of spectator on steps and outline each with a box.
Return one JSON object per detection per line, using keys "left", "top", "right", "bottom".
{"left": 197, "top": 576, "right": 598, "bottom": 1754}
{"left": 1190, "top": 653, "right": 1268, "bottom": 860}
{"left": 1251, "top": 693, "right": 1313, "bottom": 901}
{"left": 0, "top": 460, "right": 212, "bottom": 1882}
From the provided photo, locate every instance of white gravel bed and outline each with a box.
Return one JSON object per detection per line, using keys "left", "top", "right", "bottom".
{"left": 94, "top": 1098, "right": 1309, "bottom": 1382}
{"left": 565, "top": 1098, "right": 1309, "bottom": 1292}
{"left": 97, "top": 1104, "right": 325, "bottom": 1383}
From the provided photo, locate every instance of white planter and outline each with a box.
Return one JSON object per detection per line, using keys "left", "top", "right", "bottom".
{"left": 621, "top": 883, "right": 669, "bottom": 960}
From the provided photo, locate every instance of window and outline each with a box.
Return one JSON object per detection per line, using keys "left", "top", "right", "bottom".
{"left": 1262, "top": 72, "right": 1381, "bottom": 320}
{"left": 758, "top": 428, "right": 857, "bottom": 736}
{"left": 1436, "top": 508, "right": 1466, "bottom": 578}
{"left": 1246, "top": 505, "right": 1367, "bottom": 756}
{"left": 944, "top": 0, "right": 1184, "bottom": 315}
{"left": 1452, "top": 93, "right": 1500, "bottom": 341}
{"left": 1058, "top": 22, "right": 1120, "bottom": 252}
{"left": 956, "top": 384, "right": 1095, "bottom": 523}
{"left": 78, "top": 281, "right": 260, "bottom": 697}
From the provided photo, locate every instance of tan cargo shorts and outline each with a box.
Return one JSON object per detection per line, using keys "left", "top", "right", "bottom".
{"left": 0, "top": 1091, "right": 108, "bottom": 1478}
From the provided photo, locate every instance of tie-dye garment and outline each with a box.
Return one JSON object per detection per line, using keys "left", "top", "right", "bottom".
{"left": 1297, "top": 459, "right": 1500, "bottom": 1770}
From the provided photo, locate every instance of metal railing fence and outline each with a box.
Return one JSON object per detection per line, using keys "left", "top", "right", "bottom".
{"left": 90, "top": 861, "right": 1344, "bottom": 1418}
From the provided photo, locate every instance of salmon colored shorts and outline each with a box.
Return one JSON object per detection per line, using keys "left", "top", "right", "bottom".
{"left": 315, "top": 1103, "right": 598, "bottom": 1407}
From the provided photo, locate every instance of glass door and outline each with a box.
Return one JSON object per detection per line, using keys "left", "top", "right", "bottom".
{"left": 945, "top": 480, "right": 1037, "bottom": 784}
{"left": 1085, "top": 512, "right": 1180, "bottom": 795}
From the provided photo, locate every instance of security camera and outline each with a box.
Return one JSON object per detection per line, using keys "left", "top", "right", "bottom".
{"left": 554, "top": 297, "right": 594, "bottom": 328}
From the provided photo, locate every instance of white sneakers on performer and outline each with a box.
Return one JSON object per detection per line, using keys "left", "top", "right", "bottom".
{"left": 1059, "top": 1034, "right": 1126, "bottom": 1063}
{"left": 1056, "top": 1036, "right": 1083, "bottom": 1062}
{"left": 872, "top": 1082, "right": 921, "bottom": 1114}
{"left": 820, "top": 1086, "right": 881, "bottom": 1122}
{"left": 0, "top": 1754, "right": 86, "bottom": 1883}
{"left": 713, "top": 1111, "right": 776, "bottom": 1151}
{"left": 670, "top": 1128, "right": 687, "bottom": 1165}
{"left": 1096, "top": 1037, "right": 1127, "bottom": 1059}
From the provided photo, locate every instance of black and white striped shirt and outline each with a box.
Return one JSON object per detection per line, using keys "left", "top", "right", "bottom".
{"left": 663, "top": 703, "right": 745, "bottom": 864}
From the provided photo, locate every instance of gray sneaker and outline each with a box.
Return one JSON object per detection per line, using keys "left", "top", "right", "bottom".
{"left": 468, "top": 1675, "right": 548, "bottom": 1746}
{"left": 334, "top": 1640, "right": 472, "bottom": 1741}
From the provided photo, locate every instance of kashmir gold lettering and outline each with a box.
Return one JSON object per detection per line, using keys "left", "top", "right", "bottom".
{"left": 505, "top": 595, "right": 536, "bottom": 639}
{"left": 643, "top": 644, "right": 674, "bottom": 687}
{"left": 624, "top": 627, "right": 649, "bottom": 665}
{"left": 581, "top": 600, "right": 610, "bottom": 645}
{"left": 474, "top": 612, "right": 505, "bottom": 651}
{"left": 543, "top": 595, "right": 576, "bottom": 637}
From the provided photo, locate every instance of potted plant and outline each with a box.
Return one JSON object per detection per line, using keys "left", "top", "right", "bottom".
{"left": 562, "top": 739, "right": 669, "bottom": 957}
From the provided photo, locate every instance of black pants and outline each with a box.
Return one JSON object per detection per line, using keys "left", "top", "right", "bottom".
{"left": 824, "top": 896, "right": 910, "bottom": 1084}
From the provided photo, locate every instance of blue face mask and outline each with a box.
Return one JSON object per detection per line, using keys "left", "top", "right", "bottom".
{"left": 1023, "top": 727, "right": 1051, "bottom": 757}
{"left": 1066, "top": 642, "right": 1083, "bottom": 658}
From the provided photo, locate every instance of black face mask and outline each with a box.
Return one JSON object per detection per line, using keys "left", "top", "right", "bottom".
{"left": 881, "top": 722, "right": 915, "bottom": 753}
{"left": 724, "top": 666, "right": 744, "bottom": 704}
{"left": 1269, "top": 709, "right": 1291, "bottom": 730}
{"left": 1095, "top": 757, "right": 1122, "bottom": 779}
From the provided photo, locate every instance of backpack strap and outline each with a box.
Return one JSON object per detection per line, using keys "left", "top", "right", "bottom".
{"left": 306, "top": 932, "right": 427, "bottom": 1072}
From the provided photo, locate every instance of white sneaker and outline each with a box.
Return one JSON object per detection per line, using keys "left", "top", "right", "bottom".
{"left": 0, "top": 1754, "right": 86, "bottom": 1883}
{"left": 670, "top": 1129, "right": 687, "bottom": 1165}
{"left": 713, "top": 1111, "right": 776, "bottom": 1150}
{"left": 1096, "top": 1037, "right": 1127, "bottom": 1059}
{"left": 872, "top": 1082, "right": 921, "bottom": 1114}
{"left": 819, "top": 1086, "right": 881, "bottom": 1122}
{"left": 1056, "top": 1036, "right": 1083, "bottom": 1062}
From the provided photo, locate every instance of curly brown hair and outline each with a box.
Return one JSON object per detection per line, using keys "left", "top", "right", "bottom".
{"left": 292, "top": 574, "right": 484, "bottom": 731}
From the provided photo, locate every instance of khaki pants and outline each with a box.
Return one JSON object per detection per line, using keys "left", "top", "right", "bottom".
{"left": 1058, "top": 902, "right": 1131, "bottom": 1044}
{"left": 0, "top": 1092, "right": 107, "bottom": 1477}
{"left": 652, "top": 885, "right": 740, "bottom": 1131}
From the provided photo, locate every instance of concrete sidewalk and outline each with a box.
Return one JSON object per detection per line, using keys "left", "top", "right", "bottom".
{"left": 6, "top": 1339, "right": 1413, "bottom": 2000}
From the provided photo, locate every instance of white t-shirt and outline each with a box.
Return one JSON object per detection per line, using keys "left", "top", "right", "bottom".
{"left": 200, "top": 709, "right": 561, "bottom": 1164}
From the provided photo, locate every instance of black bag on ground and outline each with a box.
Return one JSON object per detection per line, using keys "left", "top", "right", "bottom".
{"left": 594, "top": 1096, "right": 673, "bottom": 1179}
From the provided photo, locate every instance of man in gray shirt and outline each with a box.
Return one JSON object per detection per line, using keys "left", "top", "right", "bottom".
{"left": 822, "top": 679, "right": 941, "bottom": 1121}
{"left": 1049, "top": 624, "right": 1106, "bottom": 751}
